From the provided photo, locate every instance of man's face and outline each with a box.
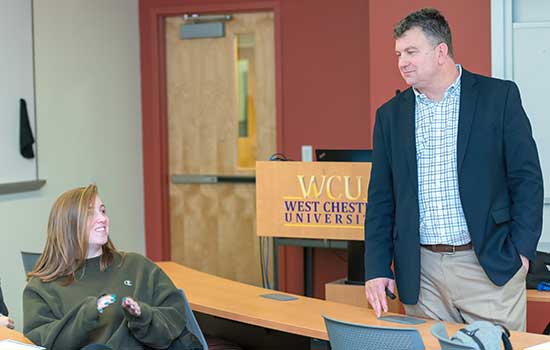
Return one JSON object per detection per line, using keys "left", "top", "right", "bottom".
{"left": 395, "top": 27, "right": 441, "bottom": 91}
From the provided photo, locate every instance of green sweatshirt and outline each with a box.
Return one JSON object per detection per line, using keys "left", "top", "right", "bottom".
{"left": 23, "top": 252, "right": 202, "bottom": 350}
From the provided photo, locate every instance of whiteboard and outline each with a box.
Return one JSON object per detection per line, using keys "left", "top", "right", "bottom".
{"left": 513, "top": 24, "right": 550, "bottom": 197}
{"left": 0, "top": 0, "right": 37, "bottom": 184}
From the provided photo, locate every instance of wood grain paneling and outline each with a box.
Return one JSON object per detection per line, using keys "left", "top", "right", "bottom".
{"left": 165, "top": 12, "right": 275, "bottom": 286}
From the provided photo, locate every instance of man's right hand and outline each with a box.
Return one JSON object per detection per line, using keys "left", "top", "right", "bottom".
{"left": 365, "top": 277, "right": 395, "bottom": 317}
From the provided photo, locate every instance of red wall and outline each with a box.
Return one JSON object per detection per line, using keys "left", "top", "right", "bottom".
{"left": 277, "top": 0, "right": 372, "bottom": 295}
{"left": 279, "top": 0, "right": 371, "bottom": 156}
{"left": 527, "top": 302, "right": 550, "bottom": 334}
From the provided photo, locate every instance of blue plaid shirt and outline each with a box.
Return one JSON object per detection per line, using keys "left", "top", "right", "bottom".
{"left": 414, "top": 65, "right": 471, "bottom": 245}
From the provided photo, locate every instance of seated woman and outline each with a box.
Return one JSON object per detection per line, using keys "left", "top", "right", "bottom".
{"left": 23, "top": 184, "right": 202, "bottom": 350}
{"left": 0, "top": 284, "right": 15, "bottom": 329}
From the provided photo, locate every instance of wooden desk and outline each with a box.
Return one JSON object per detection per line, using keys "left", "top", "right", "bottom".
{"left": 528, "top": 289, "right": 550, "bottom": 303}
{"left": 158, "top": 261, "right": 550, "bottom": 350}
{"left": 0, "top": 326, "right": 33, "bottom": 343}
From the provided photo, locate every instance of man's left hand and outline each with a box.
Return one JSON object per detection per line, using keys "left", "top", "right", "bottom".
{"left": 520, "top": 255, "right": 529, "bottom": 273}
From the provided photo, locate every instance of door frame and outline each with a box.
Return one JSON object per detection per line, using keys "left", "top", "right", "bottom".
{"left": 490, "top": 0, "right": 512, "bottom": 80}
{"left": 139, "top": 0, "right": 283, "bottom": 261}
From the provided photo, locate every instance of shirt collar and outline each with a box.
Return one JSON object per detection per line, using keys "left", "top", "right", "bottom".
{"left": 413, "top": 64, "right": 462, "bottom": 102}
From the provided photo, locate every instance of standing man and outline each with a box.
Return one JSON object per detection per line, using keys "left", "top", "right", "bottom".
{"left": 364, "top": 8, "right": 543, "bottom": 331}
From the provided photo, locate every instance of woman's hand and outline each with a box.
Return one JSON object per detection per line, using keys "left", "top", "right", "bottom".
{"left": 121, "top": 297, "right": 141, "bottom": 317}
{"left": 0, "top": 314, "right": 14, "bottom": 329}
{"left": 97, "top": 294, "right": 117, "bottom": 314}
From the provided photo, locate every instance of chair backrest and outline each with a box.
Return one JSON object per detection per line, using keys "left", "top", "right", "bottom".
{"left": 323, "top": 315, "right": 425, "bottom": 350}
{"left": 179, "top": 289, "right": 208, "bottom": 350}
{"left": 21, "top": 251, "right": 41, "bottom": 274}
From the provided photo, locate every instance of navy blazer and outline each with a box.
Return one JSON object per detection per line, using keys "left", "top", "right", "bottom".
{"left": 364, "top": 69, "right": 543, "bottom": 305}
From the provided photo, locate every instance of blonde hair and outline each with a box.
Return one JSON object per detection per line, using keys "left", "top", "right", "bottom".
{"left": 28, "top": 184, "right": 117, "bottom": 284}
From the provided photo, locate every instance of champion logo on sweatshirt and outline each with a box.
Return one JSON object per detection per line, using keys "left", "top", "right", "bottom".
{"left": 124, "top": 280, "right": 133, "bottom": 287}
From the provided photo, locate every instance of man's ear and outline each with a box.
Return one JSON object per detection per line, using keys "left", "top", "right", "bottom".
{"left": 436, "top": 42, "right": 450, "bottom": 64}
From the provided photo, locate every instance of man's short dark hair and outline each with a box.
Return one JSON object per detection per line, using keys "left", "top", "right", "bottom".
{"left": 394, "top": 8, "right": 454, "bottom": 58}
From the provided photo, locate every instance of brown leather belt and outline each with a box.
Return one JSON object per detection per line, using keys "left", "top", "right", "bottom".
{"left": 421, "top": 242, "right": 473, "bottom": 253}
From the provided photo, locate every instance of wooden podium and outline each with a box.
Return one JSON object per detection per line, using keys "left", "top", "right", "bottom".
{"left": 256, "top": 161, "right": 371, "bottom": 241}
{"left": 256, "top": 161, "right": 375, "bottom": 296}
{"left": 255, "top": 161, "right": 403, "bottom": 312}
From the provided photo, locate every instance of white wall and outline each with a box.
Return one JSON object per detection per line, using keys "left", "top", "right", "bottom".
{"left": 491, "top": 0, "right": 550, "bottom": 251}
{"left": 0, "top": 0, "right": 37, "bottom": 184}
{"left": 0, "top": 0, "right": 144, "bottom": 330}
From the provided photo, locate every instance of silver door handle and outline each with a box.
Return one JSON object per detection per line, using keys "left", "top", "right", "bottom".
{"left": 171, "top": 174, "right": 255, "bottom": 184}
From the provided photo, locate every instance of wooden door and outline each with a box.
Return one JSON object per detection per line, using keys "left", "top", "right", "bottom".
{"left": 165, "top": 12, "right": 275, "bottom": 286}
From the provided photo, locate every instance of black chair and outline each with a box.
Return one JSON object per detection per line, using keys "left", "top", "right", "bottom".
{"left": 179, "top": 289, "right": 208, "bottom": 350}
{"left": 21, "top": 251, "right": 41, "bottom": 274}
{"left": 323, "top": 315, "right": 425, "bottom": 350}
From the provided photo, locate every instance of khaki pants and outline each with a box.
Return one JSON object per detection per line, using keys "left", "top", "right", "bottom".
{"left": 403, "top": 247, "right": 527, "bottom": 331}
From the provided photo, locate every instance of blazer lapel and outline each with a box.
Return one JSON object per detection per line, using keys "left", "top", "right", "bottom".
{"left": 400, "top": 89, "right": 418, "bottom": 195}
{"left": 457, "top": 69, "right": 479, "bottom": 174}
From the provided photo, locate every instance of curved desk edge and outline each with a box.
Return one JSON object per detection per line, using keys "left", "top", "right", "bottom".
{"left": 157, "top": 261, "right": 550, "bottom": 350}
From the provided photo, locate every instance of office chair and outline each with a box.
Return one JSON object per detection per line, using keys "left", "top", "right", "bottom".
{"left": 322, "top": 315, "right": 425, "bottom": 350}
{"left": 179, "top": 289, "right": 209, "bottom": 350}
{"left": 21, "top": 251, "right": 41, "bottom": 274}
